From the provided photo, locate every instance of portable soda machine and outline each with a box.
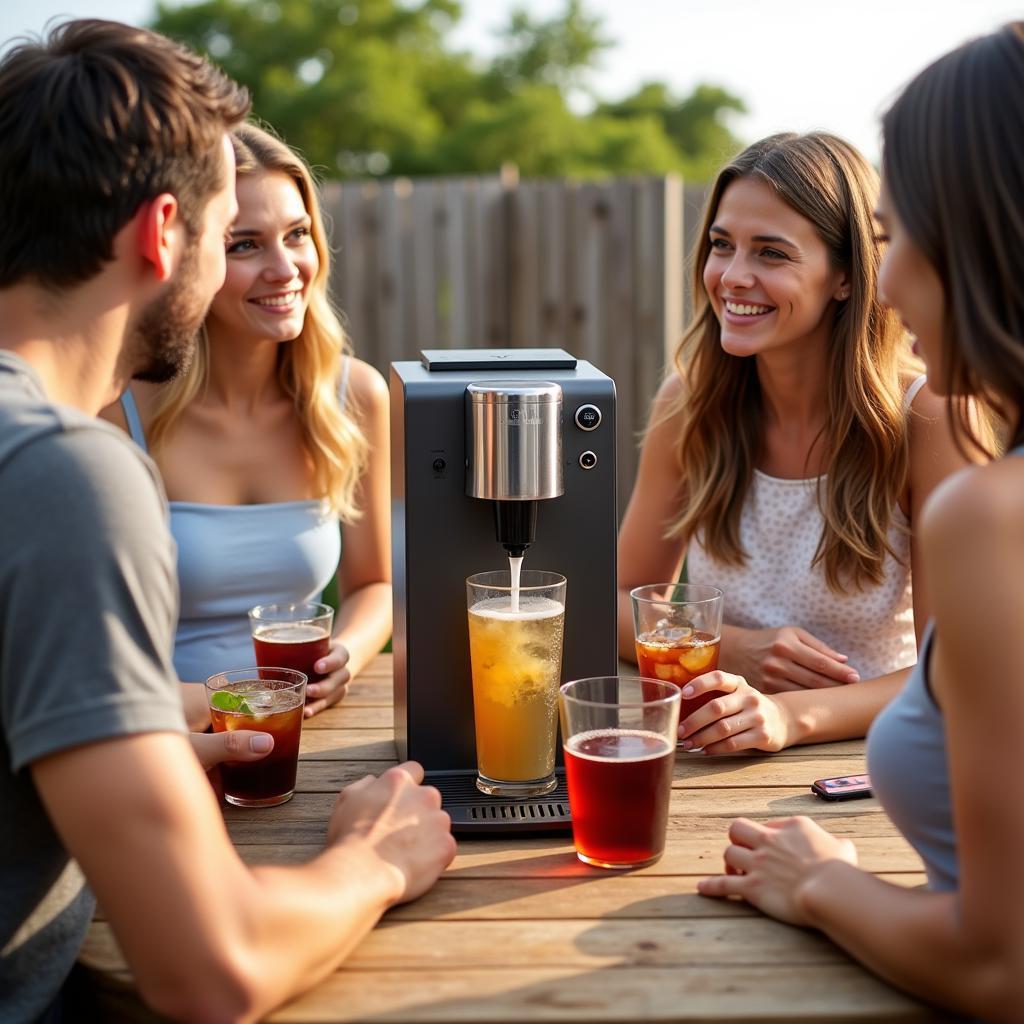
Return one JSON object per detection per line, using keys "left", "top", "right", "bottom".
{"left": 390, "top": 349, "right": 618, "bottom": 831}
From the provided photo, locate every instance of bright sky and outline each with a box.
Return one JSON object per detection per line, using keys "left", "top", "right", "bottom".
{"left": 1, "top": 0, "right": 1019, "bottom": 164}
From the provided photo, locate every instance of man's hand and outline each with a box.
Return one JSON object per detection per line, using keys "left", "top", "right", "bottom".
{"left": 328, "top": 761, "right": 456, "bottom": 906}
{"left": 188, "top": 730, "right": 273, "bottom": 803}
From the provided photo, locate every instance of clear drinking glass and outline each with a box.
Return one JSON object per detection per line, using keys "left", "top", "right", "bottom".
{"left": 560, "top": 676, "right": 681, "bottom": 868}
{"left": 249, "top": 602, "right": 334, "bottom": 687}
{"left": 466, "top": 570, "right": 567, "bottom": 797}
{"left": 205, "top": 667, "right": 307, "bottom": 807}
{"left": 631, "top": 583, "right": 724, "bottom": 728}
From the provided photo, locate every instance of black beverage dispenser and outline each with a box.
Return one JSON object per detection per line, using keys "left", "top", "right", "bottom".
{"left": 390, "top": 349, "right": 618, "bottom": 831}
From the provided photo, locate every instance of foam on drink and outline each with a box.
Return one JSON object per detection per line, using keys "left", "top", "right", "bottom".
{"left": 469, "top": 595, "right": 562, "bottom": 621}
{"left": 253, "top": 623, "right": 329, "bottom": 645}
{"left": 252, "top": 621, "right": 331, "bottom": 683}
{"left": 567, "top": 727, "right": 673, "bottom": 762}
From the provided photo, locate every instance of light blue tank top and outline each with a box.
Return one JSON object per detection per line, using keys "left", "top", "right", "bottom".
{"left": 867, "top": 444, "right": 1024, "bottom": 892}
{"left": 120, "top": 383, "right": 345, "bottom": 682}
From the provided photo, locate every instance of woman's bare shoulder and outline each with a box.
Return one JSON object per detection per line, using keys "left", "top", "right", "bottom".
{"left": 922, "top": 457, "right": 1024, "bottom": 549}
{"left": 345, "top": 356, "right": 388, "bottom": 407}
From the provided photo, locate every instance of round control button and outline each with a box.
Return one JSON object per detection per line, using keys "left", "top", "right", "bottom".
{"left": 574, "top": 404, "right": 601, "bottom": 431}
{"left": 579, "top": 450, "right": 598, "bottom": 470}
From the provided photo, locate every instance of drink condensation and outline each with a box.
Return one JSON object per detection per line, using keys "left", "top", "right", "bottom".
{"left": 468, "top": 595, "right": 565, "bottom": 787}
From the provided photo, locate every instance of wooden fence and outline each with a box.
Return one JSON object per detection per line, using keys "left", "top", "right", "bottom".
{"left": 322, "top": 174, "right": 707, "bottom": 516}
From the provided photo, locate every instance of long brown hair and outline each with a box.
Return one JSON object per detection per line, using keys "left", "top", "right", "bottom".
{"left": 882, "top": 23, "right": 1024, "bottom": 453}
{"left": 666, "top": 132, "right": 914, "bottom": 592}
{"left": 148, "top": 123, "right": 369, "bottom": 521}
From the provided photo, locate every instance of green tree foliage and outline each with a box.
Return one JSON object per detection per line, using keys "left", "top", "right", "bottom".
{"left": 152, "top": 0, "right": 746, "bottom": 180}
{"left": 598, "top": 82, "right": 747, "bottom": 181}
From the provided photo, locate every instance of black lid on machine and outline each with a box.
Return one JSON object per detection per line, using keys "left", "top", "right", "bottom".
{"left": 421, "top": 348, "right": 577, "bottom": 371}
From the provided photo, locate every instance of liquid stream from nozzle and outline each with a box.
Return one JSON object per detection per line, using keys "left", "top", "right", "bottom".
{"left": 509, "top": 554, "right": 523, "bottom": 613}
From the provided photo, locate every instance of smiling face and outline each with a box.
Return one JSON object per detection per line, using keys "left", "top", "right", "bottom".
{"left": 206, "top": 169, "right": 318, "bottom": 345}
{"left": 875, "top": 174, "right": 948, "bottom": 392}
{"left": 702, "top": 176, "right": 849, "bottom": 360}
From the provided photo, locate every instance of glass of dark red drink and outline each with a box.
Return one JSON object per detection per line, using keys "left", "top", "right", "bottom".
{"left": 631, "top": 584, "right": 724, "bottom": 736}
{"left": 559, "top": 676, "right": 681, "bottom": 869}
{"left": 205, "top": 667, "right": 307, "bottom": 807}
{"left": 249, "top": 602, "right": 333, "bottom": 689}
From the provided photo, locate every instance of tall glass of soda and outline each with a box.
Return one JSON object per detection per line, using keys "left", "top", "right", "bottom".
{"left": 466, "top": 570, "right": 566, "bottom": 797}
{"left": 205, "top": 667, "right": 307, "bottom": 807}
{"left": 249, "top": 602, "right": 333, "bottom": 690}
{"left": 631, "top": 583, "right": 724, "bottom": 735}
{"left": 560, "top": 676, "right": 681, "bottom": 868}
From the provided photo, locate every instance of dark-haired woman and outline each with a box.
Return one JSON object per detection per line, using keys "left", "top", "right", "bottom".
{"left": 700, "top": 24, "right": 1024, "bottom": 1019}
{"left": 618, "top": 131, "right": 969, "bottom": 753}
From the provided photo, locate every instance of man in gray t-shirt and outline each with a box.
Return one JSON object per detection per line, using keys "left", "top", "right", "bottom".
{"left": 1, "top": 20, "right": 453, "bottom": 1023}
{"left": 0, "top": 356, "right": 186, "bottom": 1020}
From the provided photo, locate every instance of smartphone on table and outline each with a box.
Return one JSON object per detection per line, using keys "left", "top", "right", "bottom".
{"left": 810, "top": 773, "right": 873, "bottom": 801}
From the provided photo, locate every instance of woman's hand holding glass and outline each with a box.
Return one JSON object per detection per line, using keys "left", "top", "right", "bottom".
{"left": 677, "top": 669, "right": 796, "bottom": 753}
{"left": 306, "top": 638, "right": 352, "bottom": 717}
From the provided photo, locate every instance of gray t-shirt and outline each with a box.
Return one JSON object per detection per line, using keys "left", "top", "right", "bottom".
{"left": 0, "top": 352, "right": 186, "bottom": 1023}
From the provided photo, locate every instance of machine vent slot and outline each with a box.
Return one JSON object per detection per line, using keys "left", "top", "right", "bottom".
{"left": 465, "top": 801, "right": 567, "bottom": 821}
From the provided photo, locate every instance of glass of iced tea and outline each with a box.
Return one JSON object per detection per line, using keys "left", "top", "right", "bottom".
{"left": 466, "top": 570, "right": 566, "bottom": 798}
{"left": 631, "top": 584, "right": 724, "bottom": 730}
{"left": 249, "top": 602, "right": 333, "bottom": 689}
{"left": 560, "top": 676, "right": 681, "bottom": 868}
{"left": 205, "top": 667, "right": 307, "bottom": 807}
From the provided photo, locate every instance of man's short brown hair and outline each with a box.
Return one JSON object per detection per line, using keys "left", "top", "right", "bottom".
{"left": 0, "top": 19, "right": 250, "bottom": 289}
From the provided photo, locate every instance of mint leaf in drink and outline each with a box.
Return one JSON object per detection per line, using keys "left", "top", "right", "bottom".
{"left": 210, "top": 690, "right": 254, "bottom": 715}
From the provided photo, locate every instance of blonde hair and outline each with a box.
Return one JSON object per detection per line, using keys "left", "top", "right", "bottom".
{"left": 148, "top": 122, "right": 369, "bottom": 521}
{"left": 667, "top": 132, "right": 917, "bottom": 593}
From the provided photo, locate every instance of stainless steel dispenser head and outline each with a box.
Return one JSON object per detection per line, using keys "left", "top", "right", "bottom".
{"left": 466, "top": 381, "right": 563, "bottom": 501}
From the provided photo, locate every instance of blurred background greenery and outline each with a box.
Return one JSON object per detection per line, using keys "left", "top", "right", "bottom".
{"left": 152, "top": 0, "right": 746, "bottom": 181}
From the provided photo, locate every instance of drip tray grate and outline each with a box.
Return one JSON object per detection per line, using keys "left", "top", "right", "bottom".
{"left": 426, "top": 770, "right": 572, "bottom": 833}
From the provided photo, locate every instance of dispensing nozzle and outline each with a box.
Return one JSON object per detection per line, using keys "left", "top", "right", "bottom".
{"left": 494, "top": 500, "right": 537, "bottom": 557}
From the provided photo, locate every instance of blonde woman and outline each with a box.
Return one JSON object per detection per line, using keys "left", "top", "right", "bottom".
{"left": 104, "top": 123, "right": 390, "bottom": 719}
{"left": 618, "top": 132, "right": 969, "bottom": 753}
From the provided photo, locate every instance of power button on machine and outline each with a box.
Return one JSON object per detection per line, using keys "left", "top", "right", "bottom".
{"left": 574, "top": 404, "right": 601, "bottom": 431}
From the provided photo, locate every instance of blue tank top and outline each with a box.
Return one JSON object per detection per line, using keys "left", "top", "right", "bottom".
{"left": 866, "top": 624, "right": 956, "bottom": 890}
{"left": 867, "top": 444, "right": 1024, "bottom": 892}
{"left": 120, "top": 385, "right": 344, "bottom": 682}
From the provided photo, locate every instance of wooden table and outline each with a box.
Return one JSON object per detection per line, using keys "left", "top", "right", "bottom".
{"left": 80, "top": 654, "right": 944, "bottom": 1022}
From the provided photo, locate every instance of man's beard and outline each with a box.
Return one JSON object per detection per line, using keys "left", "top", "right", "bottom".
{"left": 123, "top": 243, "right": 211, "bottom": 384}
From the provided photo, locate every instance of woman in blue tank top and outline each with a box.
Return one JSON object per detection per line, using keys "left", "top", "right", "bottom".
{"left": 103, "top": 124, "right": 391, "bottom": 721}
{"left": 698, "top": 24, "right": 1024, "bottom": 1019}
